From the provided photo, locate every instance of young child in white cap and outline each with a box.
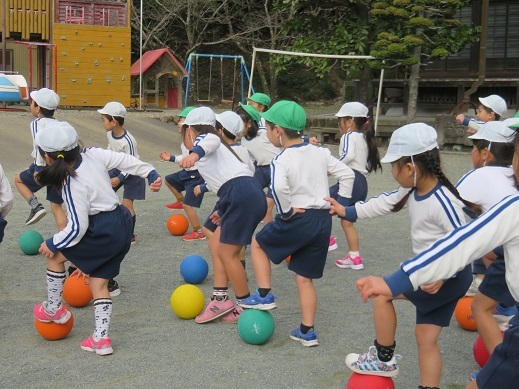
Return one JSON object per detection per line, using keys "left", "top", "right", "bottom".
{"left": 456, "top": 94, "right": 507, "bottom": 134}
{"left": 0, "top": 162, "right": 13, "bottom": 243}
{"left": 33, "top": 121, "right": 161, "bottom": 356}
{"left": 327, "top": 123, "right": 480, "bottom": 388}
{"left": 14, "top": 87, "right": 66, "bottom": 228}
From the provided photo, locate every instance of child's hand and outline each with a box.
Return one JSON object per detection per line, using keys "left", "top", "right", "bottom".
{"left": 179, "top": 153, "right": 199, "bottom": 169}
{"left": 455, "top": 114, "right": 465, "bottom": 124}
{"left": 159, "top": 151, "right": 171, "bottom": 161}
{"left": 356, "top": 276, "right": 392, "bottom": 302}
{"left": 39, "top": 242, "right": 55, "bottom": 258}
{"left": 70, "top": 269, "right": 90, "bottom": 283}
{"left": 194, "top": 185, "right": 202, "bottom": 196}
{"left": 209, "top": 210, "right": 220, "bottom": 225}
{"left": 281, "top": 208, "right": 305, "bottom": 220}
{"left": 420, "top": 280, "right": 443, "bottom": 294}
{"left": 149, "top": 177, "right": 162, "bottom": 192}
{"left": 324, "top": 197, "right": 346, "bottom": 217}
{"left": 308, "top": 137, "right": 320, "bottom": 145}
{"left": 110, "top": 177, "right": 121, "bottom": 188}
{"left": 467, "top": 128, "right": 477, "bottom": 135}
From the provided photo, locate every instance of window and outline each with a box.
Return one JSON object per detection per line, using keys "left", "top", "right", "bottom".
{"left": 0, "top": 50, "right": 13, "bottom": 72}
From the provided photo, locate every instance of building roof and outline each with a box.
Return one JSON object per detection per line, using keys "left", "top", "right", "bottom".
{"left": 130, "top": 48, "right": 187, "bottom": 76}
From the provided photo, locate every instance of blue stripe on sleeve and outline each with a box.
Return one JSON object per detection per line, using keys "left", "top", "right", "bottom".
{"left": 55, "top": 177, "right": 80, "bottom": 249}
{"left": 434, "top": 188, "right": 462, "bottom": 228}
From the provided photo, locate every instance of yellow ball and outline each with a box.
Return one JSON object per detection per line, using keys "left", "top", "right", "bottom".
{"left": 170, "top": 284, "right": 205, "bottom": 319}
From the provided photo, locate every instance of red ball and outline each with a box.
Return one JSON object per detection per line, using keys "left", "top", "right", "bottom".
{"left": 63, "top": 273, "right": 93, "bottom": 307}
{"left": 34, "top": 306, "right": 74, "bottom": 340}
{"left": 455, "top": 296, "right": 477, "bottom": 331}
{"left": 473, "top": 333, "right": 504, "bottom": 367}
{"left": 167, "top": 214, "right": 189, "bottom": 236}
{"left": 347, "top": 373, "right": 395, "bottom": 389}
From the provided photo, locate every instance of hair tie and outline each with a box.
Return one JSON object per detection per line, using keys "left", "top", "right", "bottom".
{"left": 57, "top": 154, "right": 64, "bottom": 159}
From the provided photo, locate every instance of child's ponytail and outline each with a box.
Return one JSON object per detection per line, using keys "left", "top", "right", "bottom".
{"left": 36, "top": 146, "right": 80, "bottom": 190}
{"left": 353, "top": 117, "right": 382, "bottom": 173}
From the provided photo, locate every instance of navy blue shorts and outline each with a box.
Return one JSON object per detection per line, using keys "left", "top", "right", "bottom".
{"left": 217, "top": 176, "right": 266, "bottom": 245}
{"left": 329, "top": 169, "right": 367, "bottom": 205}
{"left": 19, "top": 164, "right": 63, "bottom": 204}
{"left": 477, "top": 314, "right": 519, "bottom": 388}
{"left": 255, "top": 209, "right": 331, "bottom": 279}
{"left": 254, "top": 165, "right": 273, "bottom": 198}
{"left": 0, "top": 214, "right": 6, "bottom": 243}
{"left": 403, "top": 265, "right": 472, "bottom": 326}
{"left": 61, "top": 205, "right": 132, "bottom": 279}
{"left": 109, "top": 169, "right": 146, "bottom": 200}
{"left": 165, "top": 169, "right": 205, "bottom": 208}
{"left": 203, "top": 203, "right": 219, "bottom": 233}
{"left": 473, "top": 258, "right": 487, "bottom": 275}
{"left": 478, "top": 257, "right": 516, "bottom": 307}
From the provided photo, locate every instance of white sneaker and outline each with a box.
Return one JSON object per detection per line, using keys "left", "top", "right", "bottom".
{"left": 465, "top": 276, "right": 482, "bottom": 297}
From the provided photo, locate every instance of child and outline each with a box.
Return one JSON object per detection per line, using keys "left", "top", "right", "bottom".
{"left": 237, "top": 103, "right": 281, "bottom": 223}
{"left": 352, "top": 121, "right": 519, "bottom": 389}
{"left": 159, "top": 106, "right": 207, "bottom": 241}
{"left": 456, "top": 94, "right": 507, "bottom": 135}
{"left": 329, "top": 123, "right": 480, "bottom": 388}
{"left": 14, "top": 88, "right": 66, "bottom": 228}
{"left": 247, "top": 92, "right": 271, "bottom": 131}
{"left": 33, "top": 121, "right": 161, "bottom": 355}
{"left": 331, "top": 102, "right": 382, "bottom": 269}
{"left": 0, "top": 162, "right": 14, "bottom": 243}
{"left": 239, "top": 101, "right": 355, "bottom": 347}
{"left": 178, "top": 107, "right": 267, "bottom": 324}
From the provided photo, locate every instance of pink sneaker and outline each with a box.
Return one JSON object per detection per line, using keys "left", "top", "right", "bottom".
{"left": 195, "top": 298, "right": 234, "bottom": 324}
{"left": 336, "top": 254, "right": 364, "bottom": 270}
{"left": 182, "top": 231, "right": 206, "bottom": 241}
{"left": 80, "top": 335, "right": 113, "bottom": 356}
{"left": 166, "top": 201, "right": 183, "bottom": 210}
{"left": 328, "top": 236, "right": 338, "bottom": 251}
{"left": 33, "top": 302, "right": 71, "bottom": 324}
{"left": 220, "top": 306, "right": 243, "bottom": 324}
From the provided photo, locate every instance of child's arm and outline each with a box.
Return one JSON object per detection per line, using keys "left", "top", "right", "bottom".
{"left": 326, "top": 150, "right": 355, "bottom": 199}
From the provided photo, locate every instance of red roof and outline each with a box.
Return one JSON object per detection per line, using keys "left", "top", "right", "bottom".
{"left": 130, "top": 48, "right": 187, "bottom": 76}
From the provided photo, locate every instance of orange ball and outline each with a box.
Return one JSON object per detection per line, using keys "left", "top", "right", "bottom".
{"left": 63, "top": 273, "right": 93, "bottom": 307}
{"left": 34, "top": 306, "right": 74, "bottom": 340}
{"left": 455, "top": 296, "right": 477, "bottom": 331}
{"left": 167, "top": 214, "right": 189, "bottom": 236}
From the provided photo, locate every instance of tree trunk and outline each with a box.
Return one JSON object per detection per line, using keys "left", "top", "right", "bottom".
{"left": 406, "top": 46, "right": 421, "bottom": 123}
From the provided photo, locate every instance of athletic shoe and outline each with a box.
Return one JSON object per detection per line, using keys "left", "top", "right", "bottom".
{"left": 80, "top": 335, "right": 113, "bottom": 356}
{"left": 493, "top": 304, "right": 517, "bottom": 331}
{"left": 26, "top": 204, "right": 47, "bottom": 225}
{"left": 130, "top": 234, "right": 137, "bottom": 245}
{"left": 336, "top": 254, "right": 364, "bottom": 270}
{"left": 166, "top": 201, "right": 183, "bottom": 210}
{"left": 239, "top": 291, "right": 277, "bottom": 310}
{"left": 220, "top": 306, "right": 243, "bottom": 324}
{"left": 182, "top": 231, "right": 206, "bottom": 241}
{"left": 328, "top": 236, "right": 338, "bottom": 251}
{"left": 345, "top": 346, "right": 400, "bottom": 377}
{"left": 33, "top": 302, "right": 71, "bottom": 324}
{"left": 289, "top": 328, "right": 319, "bottom": 347}
{"left": 195, "top": 298, "right": 234, "bottom": 324}
{"left": 108, "top": 279, "right": 121, "bottom": 297}
{"left": 470, "top": 371, "right": 478, "bottom": 381}
{"left": 465, "top": 276, "right": 482, "bottom": 297}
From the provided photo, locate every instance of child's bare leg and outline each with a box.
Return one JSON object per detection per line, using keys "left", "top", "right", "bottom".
{"left": 183, "top": 204, "right": 201, "bottom": 231}
{"left": 202, "top": 227, "right": 213, "bottom": 241}
{"left": 295, "top": 274, "right": 316, "bottom": 327}
{"left": 14, "top": 174, "right": 34, "bottom": 200}
{"left": 217, "top": 239, "right": 248, "bottom": 297}
{"left": 51, "top": 202, "right": 67, "bottom": 230}
{"left": 466, "top": 380, "right": 478, "bottom": 389}
{"left": 472, "top": 292, "right": 503, "bottom": 354}
{"left": 415, "top": 323, "right": 442, "bottom": 387}
{"left": 342, "top": 219, "right": 359, "bottom": 252}
{"left": 250, "top": 237, "right": 271, "bottom": 288}
{"left": 372, "top": 295, "right": 397, "bottom": 346}
{"left": 263, "top": 197, "right": 275, "bottom": 223}
{"left": 46, "top": 251, "right": 68, "bottom": 272}
{"left": 122, "top": 198, "right": 135, "bottom": 216}
{"left": 89, "top": 277, "right": 110, "bottom": 300}
{"left": 209, "top": 228, "right": 228, "bottom": 287}
{"left": 165, "top": 181, "right": 184, "bottom": 202}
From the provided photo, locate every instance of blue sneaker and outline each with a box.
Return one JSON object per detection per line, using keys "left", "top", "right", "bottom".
{"left": 238, "top": 291, "right": 277, "bottom": 310}
{"left": 470, "top": 371, "right": 478, "bottom": 381}
{"left": 289, "top": 328, "right": 319, "bottom": 347}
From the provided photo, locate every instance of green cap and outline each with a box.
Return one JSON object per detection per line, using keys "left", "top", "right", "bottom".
{"left": 261, "top": 100, "right": 306, "bottom": 132}
{"left": 178, "top": 106, "right": 196, "bottom": 118}
{"left": 247, "top": 93, "right": 271, "bottom": 108}
{"left": 514, "top": 110, "right": 519, "bottom": 118}
{"left": 239, "top": 103, "right": 261, "bottom": 123}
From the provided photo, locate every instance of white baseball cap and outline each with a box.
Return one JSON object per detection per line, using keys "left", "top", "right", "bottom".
{"left": 479, "top": 95, "right": 507, "bottom": 116}
{"left": 97, "top": 102, "right": 127, "bottom": 118}
{"left": 469, "top": 121, "right": 516, "bottom": 143}
{"left": 216, "top": 111, "right": 244, "bottom": 137}
{"left": 36, "top": 121, "right": 78, "bottom": 152}
{"left": 381, "top": 123, "right": 438, "bottom": 163}
{"left": 183, "top": 107, "right": 216, "bottom": 127}
{"left": 335, "top": 102, "right": 369, "bottom": 118}
{"left": 30, "top": 88, "right": 59, "bottom": 110}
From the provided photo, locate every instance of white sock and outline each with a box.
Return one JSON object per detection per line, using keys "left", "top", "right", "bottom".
{"left": 93, "top": 298, "right": 112, "bottom": 340}
{"left": 46, "top": 269, "right": 66, "bottom": 314}
{"left": 349, "top": 251, "right": 360, "bottom": 256}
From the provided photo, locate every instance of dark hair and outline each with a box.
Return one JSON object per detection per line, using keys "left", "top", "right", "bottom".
{"left": 215, "top": 120, "right": 237, "bottom": 141}
{"left": 473, "top": 139, "right": 514, "bottom": 166}
{"left": 36, "top": 146, "right": 81, "bottom": 190}
{"left": 183, "top": 124, "right": 242, "bottom": 163}
{"left": 265, "top": 120, "right": 301, "bottom": 139}
{"left": 352, "top": 117, "right": 382, "bottom": 173}
{"left": 479, "top": 105, "right": 501, "bottom": 121}
{"left": 32, "top": 100, "right": 55, "bottom": 118}
{"left": 391, "top": 148, "right": 482, "bottom": 216}
{"left": 235, "top": 106, "right": 259, "bottom": 138}
{"left": 102, "top": 114, "right": 124, "bottom": 126}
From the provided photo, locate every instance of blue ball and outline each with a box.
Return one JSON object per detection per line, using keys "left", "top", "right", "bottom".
{"left": 180, "top": 255, "right": 209, "bottom": 284}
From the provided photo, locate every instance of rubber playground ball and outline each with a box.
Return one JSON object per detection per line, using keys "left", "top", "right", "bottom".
{"left": 347, "top": 373, "right": 395, "bottom": 389}
{"left": 237, "top": 309, "right": 275, "bottom": 345}
{"left": 170, "top": 284, "right": 205, "bottom": 319}
{"left": 167, "top": 214, "right": 189, "bottom": 236}
{"left": 473, "top": 333, "right": 504, "bottom": 368}
{"left": 34, "top": 306, "right": 74, "bottom": 341}
{"left": 455, "top": 296, "right": 477, "bottom": 331}
{"left": 19, "top": 230, "right": 44, "bottom": 255}
{"left": 180, "top": 255, "right": 209, "bottom": 284}
{"left": 63, "top": 273, "right": 93, "bottom": 307}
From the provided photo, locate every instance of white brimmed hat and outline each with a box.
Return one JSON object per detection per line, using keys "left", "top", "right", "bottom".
{"left": 216, "top": 111, "right": 243, "bottom": 137}
{"left": 469, "top": 121, "right": 516, "bottom": 143}
{"left": 30, "top": 88, "right": 59, "bottom": 110}
{"left": 381, "top": 123, "right": 438, "bottom": 163}
{"left": 184, "top": 107, "right": 216, "bottom": 127}
{"left": 335, "top": 102, "right": 368, "bottom": 118}
{"left": 97, "top": 101, "right": 127, "bottom": 118}
{"left": 479, "top": 95, "right": 507, "bottom": 116}
{"left": 36, "top": 121, "right": 78, "bottom": 152}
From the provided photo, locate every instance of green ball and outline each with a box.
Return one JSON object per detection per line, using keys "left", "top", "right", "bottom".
{"left": 237, "top": 309, "right": 275, "bottom": 345}
{"left": 18, "top": 230, "right": 44, "bottom": 255}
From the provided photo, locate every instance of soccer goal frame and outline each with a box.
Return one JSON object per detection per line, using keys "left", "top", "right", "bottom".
{"left": 249, "top": 47, "right": 385, "bottom": 133}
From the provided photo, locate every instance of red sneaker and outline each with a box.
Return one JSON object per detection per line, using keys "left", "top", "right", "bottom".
{"left": 182, "top": 231, "right": 206, "bottom": 241}
{"left": 166, "top": 201, "right": 183, "bottom": 210}
{"left": 81, "top": 335, "right": 113, "bottom": 356}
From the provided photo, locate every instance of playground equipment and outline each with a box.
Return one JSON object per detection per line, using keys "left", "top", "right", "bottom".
{"left": 0, "top": 73, "right": 29, "bottom": 103}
